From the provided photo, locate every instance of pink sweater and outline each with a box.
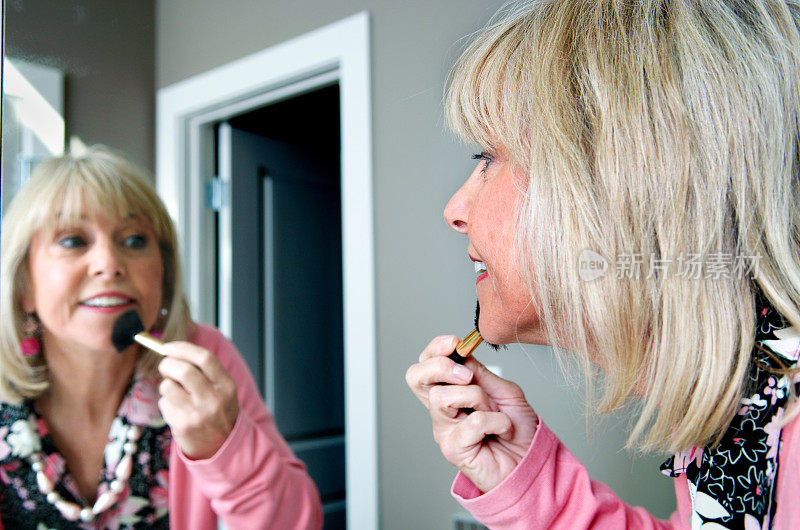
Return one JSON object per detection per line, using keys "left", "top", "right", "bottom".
{"left": 168, "top": 324, "right": 322, "bottom": 529}
{"left": 0, "top": 325, "right": 321, "bottom": 529}
{"left": 452, "top": 415, "right": 800, "bottom": 529}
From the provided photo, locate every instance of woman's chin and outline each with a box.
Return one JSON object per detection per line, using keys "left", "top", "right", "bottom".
{"left": 477, "top": 319, "right": 549, "bottom": 347}
{"left": 474, "top": 321, "right": 512, "bottom": 346}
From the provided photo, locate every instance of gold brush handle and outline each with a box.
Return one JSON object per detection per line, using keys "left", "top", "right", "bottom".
{"left": 134, "top": 332, "right": 168, "bottom": 356}
{"left": 447, "top": 329, "right": 483, "bottom": 365}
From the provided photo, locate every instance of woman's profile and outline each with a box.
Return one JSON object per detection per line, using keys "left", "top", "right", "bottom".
{"left": 407, "top": 1, "right": 800, "bottom": 527}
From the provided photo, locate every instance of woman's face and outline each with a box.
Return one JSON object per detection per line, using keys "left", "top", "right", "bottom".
{"left": 444, "top": 146, "right": 547, "bottom": 345}
{"left": 22, "top": 211, "right": 164, "bottom": 355}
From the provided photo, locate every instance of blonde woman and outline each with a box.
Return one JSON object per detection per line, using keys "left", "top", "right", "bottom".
{"left": 406, "top": 1, "right": 800, "bottom": 528}
{"left": 0, "top": 147, "right": 322, "bottom": 529}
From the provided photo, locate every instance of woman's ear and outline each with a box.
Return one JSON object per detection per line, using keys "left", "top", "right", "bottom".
{"left": 19, "top": 272, "right": 36, "bottom": 314}
{"left": 21, "top": 295, "right": 35, "bottom": 314}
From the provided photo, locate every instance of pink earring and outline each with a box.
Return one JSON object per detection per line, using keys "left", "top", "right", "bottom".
{"left": 20, "top": 313, "right": 41, "bottom": 357}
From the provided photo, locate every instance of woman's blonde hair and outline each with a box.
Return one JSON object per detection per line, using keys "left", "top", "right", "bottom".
{"left": 0, "top": 145, "right": 192, "bottom": 403}
{"left": 447, "top": 0, "right": 800, "bottom": 452}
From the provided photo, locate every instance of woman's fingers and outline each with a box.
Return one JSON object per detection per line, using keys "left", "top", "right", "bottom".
{"left": 419, "top": 335, "right": 460, "bottom": 362}
{"left": 158, "top": 377, "right": 191, "bottom": 406}
{"left": 158, "top": 342, "right": 238, "bottom": 403}
{"left": 155, "top": 341, "right": 240, "bottom": 460}
{"left": 457, "top": 411, "right": 514, "bottom": 446}
{"left": 161, "top": 341, "right": 228, "bottom": 382}
{"left": 407, "top": 335, "right": 540, "bottom": 493}
{"left": 406, "top": 355, "right": 473, "bottom": 398}
{"left": 428, "top": 383, "right": 493, "bottom": 419}
{"left": 437, "top": 410, "right": 514, "bottom": 463}
{"left": 463, "top": 357, "right": 527, "bottom": 402}
{"left": 158, "top": 380, "right": 192, "bottom": 429}
{"left": 406, "top": 335, "right": 478, "bottom": 406}
{"left": 158, "top": 357, "right": 209, "bottom": 398}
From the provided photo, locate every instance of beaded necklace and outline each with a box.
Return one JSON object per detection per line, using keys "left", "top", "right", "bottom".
{"left": 25, "top": 421, "right": 142, "bottom": 523}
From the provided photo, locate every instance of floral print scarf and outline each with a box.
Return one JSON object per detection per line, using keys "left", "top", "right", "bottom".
{"left": 0, "top": 373, "right": 171, "bottom": 529}
{"left": 661, "top": 299, "right": 800, "bottom": 529}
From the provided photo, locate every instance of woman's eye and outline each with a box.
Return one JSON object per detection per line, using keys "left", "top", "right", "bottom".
{"left": 123, "top": 235, "right": 147, "bottom": 249}
{"left": 471, "top": 151, "right": 493, "bottom": 172}
{"left": 57, "top": 235, "right": 85, "bottom": 249}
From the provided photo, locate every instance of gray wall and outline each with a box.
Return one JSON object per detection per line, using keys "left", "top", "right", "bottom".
{"left": 156, "top": 2, "right": 676, "bottom": 528}
{"left": 5, "top": 0, "right": 155, "bottom": 171}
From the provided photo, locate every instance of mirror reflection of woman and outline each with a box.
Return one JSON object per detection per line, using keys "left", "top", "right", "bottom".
{"left": 0, "top": 146, "right": 322, "bottom": 529}
{"left": 407, "top": 1, "right": 800, "bottom": 528}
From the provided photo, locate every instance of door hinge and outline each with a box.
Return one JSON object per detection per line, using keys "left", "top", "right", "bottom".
{"left": 205, "top": 177, "right": 227, "bottom": 211}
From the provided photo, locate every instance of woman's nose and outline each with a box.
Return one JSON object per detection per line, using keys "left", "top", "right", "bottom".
{"left": 444, "top": 186, "right": 469, "bottom": 233}
{"left": 444, "top": 168, "right": 480, "bottom": 234}
{"left": 88, "top": 240, "right": 125, "bottom": 278}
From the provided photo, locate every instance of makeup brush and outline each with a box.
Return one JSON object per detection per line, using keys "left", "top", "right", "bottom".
{"left": 112, "top": 310, "right": 168, "bottom": 356}
{"left": 443, "top": 329, "right": 483, "bottom": 416}
{"left": 448, "top": 301, "right": 484, "bottom": 364}
{"left": 447, "top": 329, "right": 483, "bottom": 365}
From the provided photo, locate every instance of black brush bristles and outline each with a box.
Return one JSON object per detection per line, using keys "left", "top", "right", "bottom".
{"left": 112, "top": 310, "right": 144, "bottom": 353}
{"left": 473, "top": 300, "right": 503, "bottom": 351}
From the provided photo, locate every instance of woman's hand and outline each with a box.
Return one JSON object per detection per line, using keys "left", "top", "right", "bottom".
{"left": 406, "top": 335, "right": 539, "bottom": 493}
{"left": 157, "top": 342, "right": 240, "bottom": 460}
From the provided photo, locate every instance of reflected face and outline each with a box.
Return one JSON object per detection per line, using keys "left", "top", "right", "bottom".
{"left": 444, "top": 147, "right": 547, "bottom": 345}
{"left": 23, "top": 212, "right": 164, "bottom": 355}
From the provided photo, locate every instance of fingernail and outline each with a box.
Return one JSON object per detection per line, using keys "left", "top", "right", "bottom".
{"left": 452, "top": 364, "right": 472, "bottom": 382}
{"left": 438, "top": 335, "right": 454, "bottom": 347}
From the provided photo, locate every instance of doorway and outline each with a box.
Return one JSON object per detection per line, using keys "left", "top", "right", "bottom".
{"left": 214, "top": 85, "right": 345, "bottom": 527}
{"left": 156, "top": 12, "right": 376, "bottom": 529}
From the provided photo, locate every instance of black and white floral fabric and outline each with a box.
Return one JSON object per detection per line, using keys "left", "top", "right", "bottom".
{"left": 0, "top": 374, "right": 171, "bottom": 529}
{"left": 661, "top": 299, "right": 800, "bottom": 529}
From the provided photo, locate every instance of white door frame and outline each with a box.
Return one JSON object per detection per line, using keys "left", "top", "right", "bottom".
{"left": 156, "top": 12, "right": 377, "bottom": 529}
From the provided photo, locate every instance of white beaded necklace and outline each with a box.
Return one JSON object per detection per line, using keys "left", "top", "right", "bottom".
{"left": 26, "top": 423, "right": 142, "bottom": 523}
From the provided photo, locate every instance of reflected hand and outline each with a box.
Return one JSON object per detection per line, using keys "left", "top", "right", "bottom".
{"left": 157, "top": 342, "right": 239, "bottom": 460}
{"left": 405, "top": 335, "right": 539, "bottom": 493}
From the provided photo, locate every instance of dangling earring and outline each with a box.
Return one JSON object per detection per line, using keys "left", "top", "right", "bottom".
{"left": 150, "top": 308, "right": 168, "bottom": 340}
{"left": 20, "top": 313, "right": 41, "bottom": 357}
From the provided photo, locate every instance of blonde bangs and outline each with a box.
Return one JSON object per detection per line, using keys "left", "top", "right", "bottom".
{"left": 445, "top": 6, "right": 534, "bottom": 155}
{"left": 33, "top": 156, "right": 169, "bottom": 242}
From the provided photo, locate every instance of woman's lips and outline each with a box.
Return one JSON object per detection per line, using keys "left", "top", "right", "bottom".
{"left": 79, "top": 294, "right": 135, "bottom": 314}
{"left": 473, "top": 260, "right": 488, "bottom": 284}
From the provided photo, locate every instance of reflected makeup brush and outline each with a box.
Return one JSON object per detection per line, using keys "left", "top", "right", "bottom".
{"left": 111, "top": 309, "right": 168, "bottom": 356}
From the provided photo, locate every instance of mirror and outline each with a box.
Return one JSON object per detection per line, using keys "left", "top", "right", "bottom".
{"left": 1, "top": 4, "right": 351, "bottom": 527}
{"left": 2, "top": 57, "right": 65, "bottom": 214}
{"left": 2, "top": 0, "right": 156, "bottom": 193}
